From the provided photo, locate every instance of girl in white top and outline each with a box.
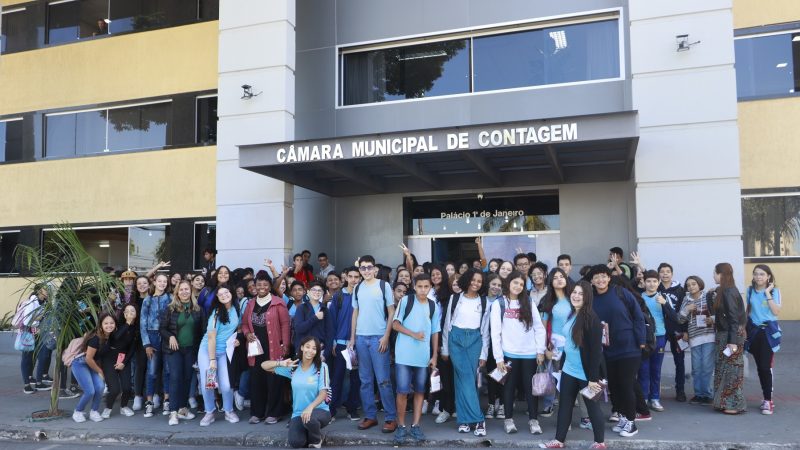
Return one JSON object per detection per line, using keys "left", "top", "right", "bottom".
{"left": 491, "top": 271, "right": 547, "bottom": 435}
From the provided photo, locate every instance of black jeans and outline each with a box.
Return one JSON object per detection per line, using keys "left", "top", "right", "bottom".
{"left": 133, "top": 346, "right": 147, "bottom": 397}
{"left": 435, "top": 354, "right": 455, "bottom": 414}
{"left": 330, "top": 343, "right": 360, "bottom": 416}
{"left": 503, "top": 357, "right": 538, "bottom": 420}
{"left": 250, "top": 363, "right": 286, "bottom": 419}
{"left": 485, "top": 346, "right": 501, "bottom": 405}
{"left": 748, "top": 329, "right": 774, "bottom": 401}
{"left": 606, "top": 356, "right": 640, "bottom": 421}
{"left": 667, "top": 334, "right": 686, "bottom": 393}
{"left": 288, "top": 409, "right": 330, "bottom": 448}
{"left": 103, "top": 359, "right": 132, "bottom": 409}
{"left": 555, "top": 372, "right": 604, "bottom": 444}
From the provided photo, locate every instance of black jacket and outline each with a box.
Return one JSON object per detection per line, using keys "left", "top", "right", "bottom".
{"left": 712, "top": 287, "right": 746, "bottom": 346}
{"left": 112, "top": 322, "right": 138, "bottom": 366}
{"left": 561, "top": 314, "right": 605, "bottom": 382}
{"left": 159, "top": 307, "right": 205, "bottom": 354}
{"left": 658, "top": 282, "right": 687, "bottom": 335}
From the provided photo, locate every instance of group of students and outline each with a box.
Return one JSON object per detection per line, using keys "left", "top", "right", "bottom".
{"left": 13, "top": 244, "right": 782, "bottom": 449}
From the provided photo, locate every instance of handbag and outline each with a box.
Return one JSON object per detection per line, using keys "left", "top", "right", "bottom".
{"left": 531, "top": 361, "right": 556, "bottom": 396}
{"left": 14, "top": 329, "right": 35, "bottom": 352}
{"left": 247, "top": 339, "right": 264, "bottom": 357}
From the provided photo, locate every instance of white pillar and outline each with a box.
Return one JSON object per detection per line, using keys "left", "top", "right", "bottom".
{"left": 630, "top": 1, "right": 744, "bottom": 285}
{"left": 216, "top": 0, "right": 296, "bottom": 269}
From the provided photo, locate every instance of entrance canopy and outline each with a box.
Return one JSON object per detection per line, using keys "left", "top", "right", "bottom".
{"left": 239, "top": 111, "right": 638, "bottom": 196}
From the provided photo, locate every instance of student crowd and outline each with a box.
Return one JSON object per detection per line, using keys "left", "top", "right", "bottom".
{"left": 13, "top": 244, "right": 783, "bottom": 449}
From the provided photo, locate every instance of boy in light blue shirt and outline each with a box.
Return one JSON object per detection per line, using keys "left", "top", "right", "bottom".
{"left": 392, "top": 273, "right": 441, "bottom": 443}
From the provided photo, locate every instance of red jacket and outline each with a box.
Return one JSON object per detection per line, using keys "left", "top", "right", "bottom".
{"left": 240, "top": 295, "right": 291, "bottom": 365}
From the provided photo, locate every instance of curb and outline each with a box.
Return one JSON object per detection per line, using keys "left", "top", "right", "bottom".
{"left": 0, "top": 426, "right": 796, "bottom": 449}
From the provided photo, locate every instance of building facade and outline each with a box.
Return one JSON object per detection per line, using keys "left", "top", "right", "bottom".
{"left": 0, "top": 0, "right": 796, "bottom": 318}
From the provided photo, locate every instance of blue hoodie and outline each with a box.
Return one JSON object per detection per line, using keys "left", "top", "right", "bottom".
{"left": 592, "top": 286, "right": 646, "bottom": 361}
{"left": 328, "top": 288, "right": 354, "bottom": 345}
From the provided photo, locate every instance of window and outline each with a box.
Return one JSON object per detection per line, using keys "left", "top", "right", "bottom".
{"left": 340, "top": 17, "right": 620, "bottom": 106}
{"left": 342, "top": 38, "right": 471, "bottom": 105}
{"left": 109, "top": 0, "right": 200, "bottom": 34}
{"left": 473, "top": 19, "right": 619, "bottom": 92}
{"left": 735, "top": 31, "right": 800, "bottom": 100}
{"left": 1, "top": 7, "right": 27, "bottom": 54}
{"left": 47, "top": 0, "right": 108, "bottom": 45}
{"left": 742, "top": 194, "right": 800, "bottom": 258}
{"left": 196, "top": 96, "right": 217, "bottom": 145}
{"left": 0, "top": 118, "right": 23, "bottom": 162}
{"left": 45, "top": 101, "right": 172, "bottom": 157}
{"left": 193, "top": 222, "right": 216, "bottom": 270}
{"left": 42, "top": 224, "right": 170, "bottom": 272}
{"left": 0, "top": 231, "right": 20, "bottom": 274}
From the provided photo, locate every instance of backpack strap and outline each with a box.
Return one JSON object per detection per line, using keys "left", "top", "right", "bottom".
{"left": 479, "top": 295, "right": 487, "bottom": 326}
{"left": 379, "top": 280, "right": 388, "bottom": 321}
{"left": 402, "top": 295, "right": 437, "bottom": 322}
{"left": 614, "top": 286, "right": 636, "bottom": 322}
{"left": 449, "top": 293, "right": 461, "bottom": 318}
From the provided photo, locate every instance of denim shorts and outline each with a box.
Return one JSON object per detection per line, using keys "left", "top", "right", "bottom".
{"left": 395, "top": 364, "right": 428, "bottom": 395}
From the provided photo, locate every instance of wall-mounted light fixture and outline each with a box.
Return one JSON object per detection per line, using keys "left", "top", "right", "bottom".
{"left": 241, "top": 84, "right": 262, "bottom": 100}
{"left": 676, "top": 34, "right": 700, "bottom": 52}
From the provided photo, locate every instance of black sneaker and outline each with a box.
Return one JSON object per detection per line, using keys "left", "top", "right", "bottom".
{"left": 540, "top": 406, "right": 554, "bottom": 417}
{"left": 59, "top": 387, "right": 80, "bottom": 399}
{"left": 675, "top": 391, "right": 687, "bottom": 402}
{"left": 23, "top": 384, "right": 35, "bottom": 394}
{"left": 700, "top": 397, "right": 713, "bottom": 406}
{"left": 34, "top": 382, "right": 52, "bottom": 391}
{"left": 41, "top": 375, "right": 54, "bottom": 385}
{"left": 689, "top": 396, "right": 702, "bottom": 405}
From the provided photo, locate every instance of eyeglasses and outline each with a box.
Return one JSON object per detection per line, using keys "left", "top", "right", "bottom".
{"left": 309, "top": 288, "right": 324, "bottom": 293}
{"left": 359, "top": 265, "right": 375, "bottom": 272}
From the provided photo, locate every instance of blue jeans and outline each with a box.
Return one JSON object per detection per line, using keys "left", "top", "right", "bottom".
{"left": 167, "top": 347, "right": 196, "bottom": 412}
{"left": 145, "top": 331, "right": 170, "bottom": 397}
{"left": 639, "top": 335, "right": 667, "bottom": 400}
{"left": 71, "top": 356, "right": 105, "bottom": 412}
{"left": 691, "top": 342, "right": 714, "bottom": 398}
{"left": 449, "top": 326, "right": 484, "bottom": 424}
{"left": 238, "top": 370, "right": 250, "bottom": 399}
{"left": 330, "top": 343, "right": 360, "bottom": 416}
{"left": 356, "top": 335, "right": 396, "bottom": 421}
{"left": 198, "top": 348, "right": 233, "bottom": 413}
{"left": 395, "top": 364, "right": 428, "bottom": 395}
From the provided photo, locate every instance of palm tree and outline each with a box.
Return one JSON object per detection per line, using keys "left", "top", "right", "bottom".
{"left": 14, "top": 224, "right": 119, "bottom": 417}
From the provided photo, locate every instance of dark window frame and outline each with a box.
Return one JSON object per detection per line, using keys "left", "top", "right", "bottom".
{"left": 0, "top": 117, "right": 24, "bottom": 162}
{"left": 195, "top": 95, "right": 217, "bottom": 145}
{"left": 0, "top": 230, "right": 21, "bottom": 274}
{"left": 192, "top": 221, "right": 216, "bottom": 271}
{"left": 1, "top": 6, "right": 28, "bottom": 54}
{"left": 742, "top": 193, "right": 800, "bottom": 261}
{"left": 735, "top": 29, "right": 800, "bottom": 101}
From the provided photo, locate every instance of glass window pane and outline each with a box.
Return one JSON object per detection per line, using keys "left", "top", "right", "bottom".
{"left": 1, "top": 9, "right": 27, "bottom": 54}
{"left": 0, "top": 232, "right": 20, "bottom": 274}
{"left": 0, "top": 119, "right": 23, "bottom": 162}
{"left": 79, "top": 0, "right": 109, "bottom": 38}
{"left": 199, "top": 0, "right": 219, "bottom": 20}
{"left": 75, "top": 110, "right": 108, "bottom": 155}
{"left": 742, "top": 196, "right": 800, "bottom": 257}
{"left": 54, "top": 228, "right": 129, "bottom": 271}
{"left": 109, "top": 0, "right": 195, "bottom": 34}
{"left": 129, "top": 225, "right": 170, "bottom": 272}
{"left": 342, "top": 38, "right": 470, "bottom": 105}
{"left": 108, "top": 0, "right": 138, "bottom": 34}
{"left": 47, "top": 1, "right": 80, "bottom": 45}
{"left": 194, "top": 223, "right": 216, "bottom": 270}
{"left": 473, "top": 19, "right": 620, "bottom": 92}
{"left": 196, "top": 96, "right": 217, "bottom": 145}
{"left": 45, "top": 114, "right": 77, "bottom": 158}
{"left": 735, "top": 33, "right": 795, "bottom": 99}
{"left": 107, "top": 103, "right": 170, "bottom": 152}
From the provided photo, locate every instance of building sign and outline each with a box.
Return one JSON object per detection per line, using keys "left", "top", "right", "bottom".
{"left": 238, "top": 112, "right": 638, "bottom": 168}
{"left": 441, "top": 210, "right": 525, "bottom": 219}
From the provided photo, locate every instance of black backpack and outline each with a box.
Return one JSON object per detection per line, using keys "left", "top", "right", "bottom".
{"left": 353, "top": 280, "right": 389, "bottom": 320}
{"left": 401, "top": 294, "right": 436, "bottom": 322}
{"left": 614, "top": 286, "right": 656, "bottom": 357}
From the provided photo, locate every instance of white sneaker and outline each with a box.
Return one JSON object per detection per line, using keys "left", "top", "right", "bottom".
{"left": 435, "top": 411, "right": 450, "bottom": 424}
{"left": 177, "top": 407, "right": 195, "bottom": 420}
{"left": 529, "top": 419, "right": 542, "bottom": 434}
{"left": 89, "top": 410, "right": 104, "bottom": 422}
{"left": 153, "top": 394, "right": 161, "bottom": 409}
{"left": 234, "top": 391, "right": 245, "bottom": 411}
{"left": 200, "top": 412, "right": 215, "bottom": 426}
{"left": 422, "top": 400, "right": 429, "bottom": 415}
{"left": 431, "top": 400, "right": 441, "bottom": 415}
{"left": 101, "top": 408, "right": 112, "bottom": 419}
{"left": 486, "top": 404, "right": 495, "bottom": 419}
{"left": 72, "top": 411, "right": 86, "bottom": 423}
{"left": 188, "top": 397, "right": 198, "bottom": 409}
{"left": 504, "top": 419, "right": 517, "bottom": 434}
{"left": 162, "top": 400, "right": 171, "bottom": 415}
{"left": 225, "top": 411, "right": 240, "bottom": 423}
{"left": 496, "top": 404, "right": 506, "bottom": 419}
{"left": 120, "top": 407, "right": 135, "bottom": 417}
{"left": 132, "top": 396, "right": 143, "bottom": 411}
{"left": 144, "top": 401, "right": 154, "bottom": 418}
{"left": 649, "top": 399, "right": 665, "bottom": 412}
{"left": 169, "top": 411, "right": 179, "bottom": 426}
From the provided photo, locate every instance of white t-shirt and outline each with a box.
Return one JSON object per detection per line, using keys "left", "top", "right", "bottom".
{"left": 452, "top": 295, "right": 483, "bottom": 329}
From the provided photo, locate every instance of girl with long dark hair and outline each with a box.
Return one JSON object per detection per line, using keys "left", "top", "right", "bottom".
{"left": 140, "top": 273, "right": 172, "bottom": 417}
{"left": 539, "top": 281, "right": 606, "bottom": 449}
{"left": 484, "top": 273, "right": 505, "bottom": 420}
{"left": 491, "top": 271, "right": 546, "bottom": 435}
{"left": 746, "top": 264, "right": 781, "bottom": 415}
{"left": 197, "top": 265, "right": 232, "bottom": 314}
{"left": 538, "top": 268, "right": 575, "bottom": 417}
{"left": 711, "top": 263, "right": 746, "bottom": 414}
{"left": 131, "top": 276, "right": 150, "bottom": 411}
{"left": 102, "top": 304, "right": 137, "bottom": 418}
{"left": 71, "top": 312, "right": 116, "bottom": 423}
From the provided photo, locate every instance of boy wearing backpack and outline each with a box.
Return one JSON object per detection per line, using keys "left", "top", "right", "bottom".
{"left": 391, "top": 274, "right": 441, "bottom": 444}
{"left": 348, "top": 255, "right": 397, "bottom": 432}
{"left": 639, "top": 270, "right": 678, "bottom": 412}
{"left": 328, "top": 266, "right": 361, "bottom": 420}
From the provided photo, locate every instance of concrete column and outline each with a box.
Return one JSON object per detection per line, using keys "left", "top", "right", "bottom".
{"left": 630, "top": 1, "right": 744, "bottom": 285}
{"left": 216, "top": 0, "right": 296, "bottom": 269}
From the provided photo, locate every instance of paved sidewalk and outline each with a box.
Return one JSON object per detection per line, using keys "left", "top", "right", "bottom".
{"left": 0, "top": 323, "right": 798, "bottom": 449}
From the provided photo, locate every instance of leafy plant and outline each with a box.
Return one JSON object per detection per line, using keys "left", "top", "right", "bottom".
{"left": 14, "top": 224, "right": 119, "bottom": 417}
{"left": 0, "top": 311, "right": 14, "bottom": 331}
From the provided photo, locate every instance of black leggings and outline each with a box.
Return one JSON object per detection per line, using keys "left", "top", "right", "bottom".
{"left": 606, "top": 356, "right": 639, "bottom": 421}
{"left": 555, "top": 372, "right": 604, "bottom": 444}
{"left": 103, "top": 359, "right": 132, "bottom": 409}
{"left": 749, "top": 329, "right": 774, "bottom": 401}
{"left": 485, "top": 345, "right": 501, "bottom": 405}
{"left": 133, "top": 347, "right": 147, "bottom": 397}
{"left": 503, "top": 358, "right": 537, "bottom": 420}
{"left": 435, "top": 355, "right": 455, "bottom": 414}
